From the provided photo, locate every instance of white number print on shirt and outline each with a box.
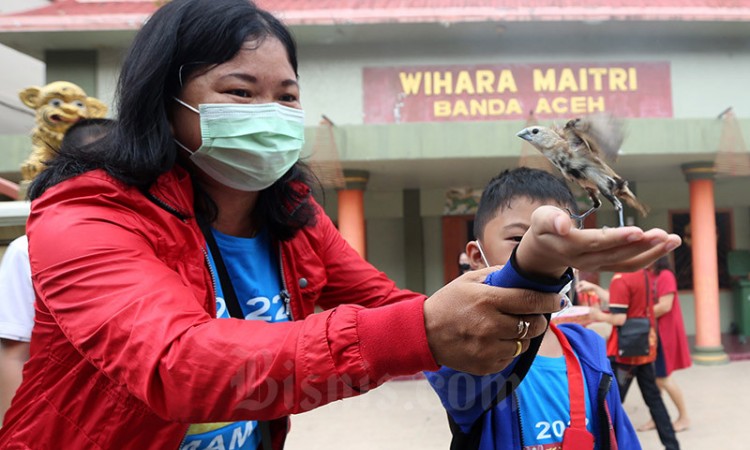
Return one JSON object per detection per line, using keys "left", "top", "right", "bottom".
{"left": 216, "top": 296, "right": 227, "bottom": 318}
{"left": 244, "top": 294, "right": 287, "bottom": 321}
{"left": 536, "top": 420, "right": 566, "bottom": 440}
{"left": 535, "top": 417, "right": 589, "bottom": 440}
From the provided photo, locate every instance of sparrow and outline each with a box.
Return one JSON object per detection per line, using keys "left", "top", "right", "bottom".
{"left": 516, "top": 114, "right": 649, "bottom": 227}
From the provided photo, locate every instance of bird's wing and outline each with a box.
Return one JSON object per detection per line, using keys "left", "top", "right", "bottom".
{"left": 548, "top": 124, "right": 579, "bottom": 159}
{"left": 564, "top": 113, "right": 624, "bottom": 162}
{"left": 558, "top": 122, "right": 620, "bottom": 180}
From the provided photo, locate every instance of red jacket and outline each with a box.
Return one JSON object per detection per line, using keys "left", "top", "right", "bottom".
{"left": 0, "top": 167, "right": 437, "bottom": 449}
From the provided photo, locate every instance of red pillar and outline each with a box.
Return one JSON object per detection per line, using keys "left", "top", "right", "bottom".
{"left": 337, "top": 170, "right": 369, "bottom": 259}
{"left": 682, "top": 162, "right": 728, "bottom": 365}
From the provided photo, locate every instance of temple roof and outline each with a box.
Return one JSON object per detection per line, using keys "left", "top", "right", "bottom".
{"left": 2, "top": 0, "right": 750, "bottom": 32}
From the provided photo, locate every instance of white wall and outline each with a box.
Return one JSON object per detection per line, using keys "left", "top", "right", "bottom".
{"left": 0, "top": 0, "right": 46, "bottom": 134}
{"left": 96, "top": 49, "right": 124, "bottom": 115}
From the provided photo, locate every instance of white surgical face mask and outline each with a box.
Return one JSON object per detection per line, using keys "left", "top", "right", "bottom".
{"left": 174, "top": 98, "right": 305, "bottom": 191}
{"left": 475, "top": 239, "right": 491, "bottom": 268}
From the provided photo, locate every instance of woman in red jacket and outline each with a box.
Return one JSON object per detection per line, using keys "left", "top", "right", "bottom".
{"left": 0, "top": 0, "right": 680, "bottom": 448}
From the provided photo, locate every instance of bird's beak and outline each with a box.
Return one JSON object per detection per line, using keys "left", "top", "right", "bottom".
{"left": 516, "top": 128, "right": 532, "bottom": 142}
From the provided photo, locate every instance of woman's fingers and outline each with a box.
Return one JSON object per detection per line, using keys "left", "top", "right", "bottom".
{"left": 423, "top": 274, "right": 561, "bottom": 375}
{"left": 479, "top": 311, "right": 549, "bottom": 340}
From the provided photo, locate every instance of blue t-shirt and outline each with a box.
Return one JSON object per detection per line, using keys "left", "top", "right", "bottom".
{"left": 208, "top": 228, "right": 289, "bottom": 323}
{"left": 516, "top": 355, "right": 595, "bottom": 450}
{"left": 180, "top": 228, "right": 287, "bottom": 450}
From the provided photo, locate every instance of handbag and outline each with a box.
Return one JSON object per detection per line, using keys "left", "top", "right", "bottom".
{"left": 617, "top": 317, "right": 650, "bottom": 357}
{"left": 616, "top": 271, "right": 654, "bottom": 357}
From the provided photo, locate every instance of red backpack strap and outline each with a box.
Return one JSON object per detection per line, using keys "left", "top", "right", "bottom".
{"left": 604, "top": 402, "right": 619, "bottom": 450}
{"left": 551, "top": 325, "right": 595, "bottom": 450}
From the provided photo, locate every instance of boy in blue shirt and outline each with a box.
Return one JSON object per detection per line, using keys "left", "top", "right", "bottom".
{"left": 426, "top": 167, "right": 640, "bottom": 450}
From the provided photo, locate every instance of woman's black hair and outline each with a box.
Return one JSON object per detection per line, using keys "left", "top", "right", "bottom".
{"left": 30, "top": 0, "right": 316, "bottom": 240}
{"left": 653, "top": 255, "right": 674, "bottom": 274}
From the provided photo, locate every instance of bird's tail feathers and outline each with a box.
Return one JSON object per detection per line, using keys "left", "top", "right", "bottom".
{"left": 615, "top": 184, "right": 649, "bottom": 217}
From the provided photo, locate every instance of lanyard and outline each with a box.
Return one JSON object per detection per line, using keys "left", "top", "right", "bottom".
{"left": 200, "top": 223, "right": 245, "bottom": 319}
{"left": 199, "top": 223, "right": 274, "bottom": 450}
{"left": 550, "top": 324, "right": 595, "bottom": 450}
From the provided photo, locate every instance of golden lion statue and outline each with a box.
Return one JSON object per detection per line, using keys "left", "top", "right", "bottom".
{"left": 18, "top": 81, "right": 108, "bottom": 181}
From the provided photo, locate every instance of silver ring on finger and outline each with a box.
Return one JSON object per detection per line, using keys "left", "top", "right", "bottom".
{"left": 517, "top": 318, "right": 530, "bottom": 340}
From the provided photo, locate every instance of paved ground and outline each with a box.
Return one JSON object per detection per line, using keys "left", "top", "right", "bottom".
{"left": 285, "top": 360, "right": 749, "bottom": 449}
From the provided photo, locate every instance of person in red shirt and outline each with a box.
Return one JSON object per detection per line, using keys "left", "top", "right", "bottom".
{"left": 591, "top": 269, "right": 680, "bottom": 450}
{"left": 581, "top": 256, "right": 693, "bottom": 434}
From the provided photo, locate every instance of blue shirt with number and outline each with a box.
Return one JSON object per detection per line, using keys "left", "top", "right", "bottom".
{"left": 180, "top": 228, "right": 287, "bottom": 450}
{"left": 516, "top": 354, "right": 595, "bottom": 449}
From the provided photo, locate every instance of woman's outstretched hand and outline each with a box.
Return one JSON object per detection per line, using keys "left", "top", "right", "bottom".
{"left": 423, "top": 265, "right": 562, "bottom": 375}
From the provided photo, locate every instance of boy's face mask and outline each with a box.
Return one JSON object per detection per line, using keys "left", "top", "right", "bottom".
{"left": 475, "top": 239, "right": 493, "bottom": 268}
{"left": 173, "top": 98, "right": 305, "bottom": 191}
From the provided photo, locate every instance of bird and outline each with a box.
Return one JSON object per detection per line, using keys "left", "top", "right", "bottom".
{"left": 516, "top": 113, "right": 649, "bottom": 227}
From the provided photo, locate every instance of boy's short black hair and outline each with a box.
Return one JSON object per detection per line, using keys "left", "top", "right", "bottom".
{"left": 60, "top": 118, "right": 114, "bottom": 151}
{"left": 28, "top": 119, "right": 115, "bottom": 200}
{"left": 473, "top": 167, "right": 578, "bottom": 240}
